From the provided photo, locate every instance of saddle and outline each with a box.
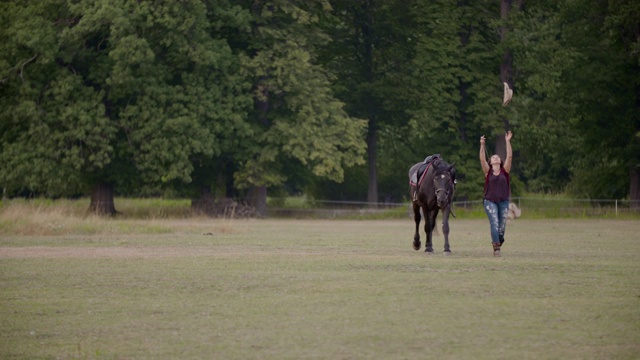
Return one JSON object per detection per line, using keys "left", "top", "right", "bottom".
{"left": 409, "top": 154, "right": 441, "bottom": 188}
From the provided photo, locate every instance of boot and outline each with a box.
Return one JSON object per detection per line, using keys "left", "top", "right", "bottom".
{"left": 493, "top": 242, "right": 501, "bottom": 257}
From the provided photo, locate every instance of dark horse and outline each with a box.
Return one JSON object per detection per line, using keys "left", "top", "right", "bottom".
{"left": 409, "top": 157, "right": 456, "bottom": 254}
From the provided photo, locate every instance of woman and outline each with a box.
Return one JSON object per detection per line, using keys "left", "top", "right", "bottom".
{"left": 479, "top": 131, "right": 513, "bottom": 257}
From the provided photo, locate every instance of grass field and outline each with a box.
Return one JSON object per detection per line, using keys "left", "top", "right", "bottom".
{"left": 1, "top": 215, "right": 639, "bottom": 359}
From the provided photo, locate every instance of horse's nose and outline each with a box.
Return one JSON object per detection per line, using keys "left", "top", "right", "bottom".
{"left": 436, "top": 192, "right": 448, "bottom": 207}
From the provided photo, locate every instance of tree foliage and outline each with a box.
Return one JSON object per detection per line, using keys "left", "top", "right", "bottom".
{"left": 234, "top": 0, "right": 366, "bottom": 187}
{"left": 1, "top": 0, "right": 638, "bottom": 210}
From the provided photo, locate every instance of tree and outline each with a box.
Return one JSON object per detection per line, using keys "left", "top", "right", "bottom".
{"left": 0, "top": 1, "right": 116, "bottom": 212}
{"left": 502, "top": 1, "right": 579, "bottom": 193}
{"left": 232, "top": 0, "right": 367, "bottom": 214}
{"left": 0, "top": 0, "right": 250, "bottom": 214}
{"left": 401, "top": 0, "right": 505, "bottom": 200}
{"left": 557, "top": 0, "right": 640, "bottom": 202}
{"left": 604, "top": 0, "right": 640, "bottom": 207}
{"left": 324, "top": 0, "right": 428, "bottom": 203}
{"left": 503, "top": 0, "right": 639, "bottom": 202}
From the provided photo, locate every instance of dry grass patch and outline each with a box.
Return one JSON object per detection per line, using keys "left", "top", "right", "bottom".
{"left": 0, "top": 202, "right": 245, "bottom": 236}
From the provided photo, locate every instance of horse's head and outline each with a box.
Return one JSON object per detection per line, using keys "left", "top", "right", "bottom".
{"left": 433, "top": 164, "right": 455, "bottom": 208}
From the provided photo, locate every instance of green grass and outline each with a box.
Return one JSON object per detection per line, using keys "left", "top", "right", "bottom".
{"left": 1, "top": 218, "right": 639, "bottom": 359}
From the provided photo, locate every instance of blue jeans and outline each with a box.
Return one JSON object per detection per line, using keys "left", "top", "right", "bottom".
{"left": 483, "top": 200, "right": 509, "bottom": 244}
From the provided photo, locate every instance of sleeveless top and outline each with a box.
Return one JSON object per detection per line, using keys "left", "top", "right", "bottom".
{"left": 484, "top": 167, "right": 510, "bottom": 202}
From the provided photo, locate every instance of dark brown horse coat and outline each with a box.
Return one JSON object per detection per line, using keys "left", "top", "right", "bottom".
{"left": 409, "top": 158, "right": 456, "bottom": 254}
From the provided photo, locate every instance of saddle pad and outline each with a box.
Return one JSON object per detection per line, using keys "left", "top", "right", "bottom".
{"left": 409, "top": 162, "right": 432, "bottom": 188}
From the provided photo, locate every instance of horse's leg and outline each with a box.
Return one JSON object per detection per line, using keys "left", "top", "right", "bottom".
{"left": 442, "top": 207, "right": 452, "bottom": 255}
{"left": 412, "top": 202, "right": 421, "bottom": 250}
{"left": 424, "top": 208, "right": 436, "bottom": 254}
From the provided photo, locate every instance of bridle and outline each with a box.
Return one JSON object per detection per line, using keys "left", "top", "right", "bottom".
{"left": 433, "top": 173, "right": 453, "bottom": 203}
{"left": 431, "top": 168, "right": 457, "bottom": 218}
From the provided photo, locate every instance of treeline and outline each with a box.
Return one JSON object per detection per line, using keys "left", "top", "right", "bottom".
{"left": 1, "top": 0, "right": 638, "bottom": 214}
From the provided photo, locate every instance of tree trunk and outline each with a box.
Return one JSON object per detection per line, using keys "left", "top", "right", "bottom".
{"left": 630, "top": 165, "right": 640, "bottom": 209}
{"left": 88, "top": 183, "right": 116, "bottom": 216}
{"left": 500, "top": 0, "right": 514, "bottom": 111}
{"left": 500, "top": 0, "right": 513, "bottom": 90}
{"left": 362, "top": 0, "right": 378, "bottom": 205}
{"left": 247, "top": 185, "right": 267, "bottom": 217}
{"left": 367, "top": 117, "right": 378, "bottom": 205}
{"left": 497, "top": 1, "right": 510, "bottom": 155}
{"left": 499, "top": 0, "right": 521, "bottom": 89}
{"left": 494, "top": 134, "right": 506, "bottom": 161}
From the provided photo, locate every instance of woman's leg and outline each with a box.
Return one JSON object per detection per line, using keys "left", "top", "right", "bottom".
{"left": 483, "top": 200, "right": 500, "bottom": 244}
{"left": 497, "top": 200, "right": 510, "bottom": 245}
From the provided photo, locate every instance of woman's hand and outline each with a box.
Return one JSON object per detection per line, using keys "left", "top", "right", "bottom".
{"left": 480, "top": 135, "right": 486, "bottom": 146}
{"left": 505, "top": 131, "right": 513, "bottom": 142}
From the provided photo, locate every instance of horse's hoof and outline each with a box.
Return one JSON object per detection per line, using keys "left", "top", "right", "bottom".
{"left": 413, "top": 241, "right": 421, "bottom": 251}
{"left": 443, "top": 251, "right": 452, "bottom": 256}
{"left": 425, "top": 250, "right": 435, "bottom": 255}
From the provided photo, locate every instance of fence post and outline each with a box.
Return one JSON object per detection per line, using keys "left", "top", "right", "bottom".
{"left": 615, "top": 199, "right": 618, "bottom": 217}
